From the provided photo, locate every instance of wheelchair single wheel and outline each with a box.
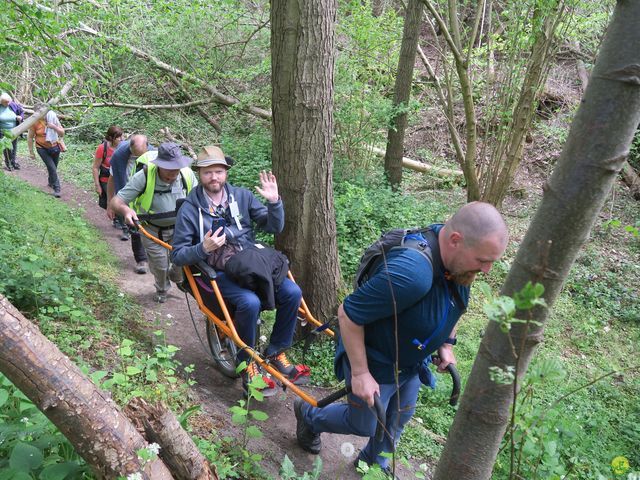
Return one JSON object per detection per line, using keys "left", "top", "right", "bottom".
{"left": 205, "top": 319, "right": 240, "bottom": 378}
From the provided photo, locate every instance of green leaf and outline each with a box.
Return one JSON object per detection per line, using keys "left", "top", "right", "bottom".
{"left": 126, "top": 366, "right": 143, "bottom": 376}
{"left": 250, "top": 410, "right": 269, "bottom": 421}
{"left": 10, "top": 442, "right": 44, "bottom": 471}
{"left": 231, "top": 413, "right": 247, "bottom": 425}
{"left": 246, "top": 425, "right": 263, "bottom": 438}
{"left": 0, "top": 388, "right": 9, "bottom": 407}
{"left": 39, "top": 462, "right": 80, "bottom": 480}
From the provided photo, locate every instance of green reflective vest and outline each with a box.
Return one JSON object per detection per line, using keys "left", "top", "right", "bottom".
{"left": 133, "top": 162, "right": 194, "bottom": 214}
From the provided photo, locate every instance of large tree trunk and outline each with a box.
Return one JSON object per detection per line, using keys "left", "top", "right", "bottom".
{"left": 384, "top": 0, "right": 423, "bottom": 189}
{"left": 271, "top": 0, "right": 341, "bottom": 320}
{"left": 434, "top": 2, "right": 640, "bottom": 479}
{"left": 0, "top": 295, "right": 174, "bottom": 479}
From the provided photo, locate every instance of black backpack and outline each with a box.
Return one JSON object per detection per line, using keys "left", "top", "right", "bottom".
{"left": 353, "top": 227, "right": 435, "bottom": 288}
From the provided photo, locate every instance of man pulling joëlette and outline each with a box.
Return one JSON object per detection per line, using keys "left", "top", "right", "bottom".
{"left": 294, "top": 202, "right": 509, "bottom": 477}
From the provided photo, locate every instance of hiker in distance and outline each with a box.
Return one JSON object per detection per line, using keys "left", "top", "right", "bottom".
{"left": 294, "top": 202, "right": 509, "bottom": 476}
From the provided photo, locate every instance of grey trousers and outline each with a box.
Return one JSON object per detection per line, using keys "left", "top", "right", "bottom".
{"left": 139, "top": 225, "right": 183, "bottom": 294}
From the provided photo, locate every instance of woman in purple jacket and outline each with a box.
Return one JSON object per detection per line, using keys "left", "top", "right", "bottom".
{"left": 0, "top": 93, "right": 24, "bottom": 170}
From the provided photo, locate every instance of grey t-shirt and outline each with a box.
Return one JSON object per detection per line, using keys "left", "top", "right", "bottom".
{"left": 117, "top": 168, "right": 198, "bottom": 227}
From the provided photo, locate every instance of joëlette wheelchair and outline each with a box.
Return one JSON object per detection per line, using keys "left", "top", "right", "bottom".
{"left": 133, "top": 211, "right": 387, "bottom": 440}
{"left": 134, "top": 208, "right": 461, "bottom": 441}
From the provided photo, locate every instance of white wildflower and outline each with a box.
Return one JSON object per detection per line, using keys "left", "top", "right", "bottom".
{"left": 259, "top": 335, "right": 267, "bottom": 343}
{"left": 127, "top": 473, "right": 143, "bottom": 480}
{"left": 341, "top": 442, "right": 355, "bottom": 457}
{"left": 20, "top": 417, "right": 29, "bottom": 424}
{"left": 166, "top": 313, "right": 173, "bottom": 319}
{"left": 147, "top": 443, "right": 161, "bottom": 455}
{"left": 119, "top": 292, "right": 125, "bottom": 297}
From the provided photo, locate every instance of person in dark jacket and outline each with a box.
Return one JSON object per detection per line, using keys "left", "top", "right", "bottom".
{"left": 171, "top": 146, "right": 309, "bottom": 397}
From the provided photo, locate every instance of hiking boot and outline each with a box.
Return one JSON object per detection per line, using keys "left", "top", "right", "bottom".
{"left": 134, "top": 261, "right": 148, "bottom": 274}
{"left": 155, "top": 292, "right": 167, "bottom": 303}
{"left": 294, "top": 398, "right": 321, "bottom": 454}
{"left": 242, "top": 362, "right": 277, "bottom": 398}
{"left": 12, "top": 163, "right": 20, "bottom": 170}
{"left": 120, "top": 228, "right": 131, "bottom": 241}
{"left": 53, "top": 190, "right": 61, "bottom": 198}
{"left": 270, "top": 352, "right": 310, "bottom": 385}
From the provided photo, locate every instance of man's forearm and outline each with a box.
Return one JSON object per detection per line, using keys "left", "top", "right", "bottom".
{"left": 337, "top": 304, "right": 369, "bottom": 376}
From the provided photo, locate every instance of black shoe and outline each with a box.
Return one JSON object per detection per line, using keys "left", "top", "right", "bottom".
{"left": 294, "top": 399, "right": 321, "bottom": 454}
{"left": 12, "top": 163, "right": 20, "bottom": 170}
{"left": 54, "top": 190, "right": 61, "bottom": 198}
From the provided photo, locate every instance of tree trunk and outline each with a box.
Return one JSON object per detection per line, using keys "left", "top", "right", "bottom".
{"left": 483, "top": 5, "right": 560, "bottom": 207}
{"left": 434, "top": 2, "right": 640, "bottom": 479}
{"left": 124, "top": 398, "right": 217, "bottom": 480}
{"left": 384, "top": 0, "right": 423, "bottom": 189}
{"left": 270, "top": 0, "right": 341, "bottom": 320}
{"left": 0, "top": 295, "right": 174, "bottom": 480}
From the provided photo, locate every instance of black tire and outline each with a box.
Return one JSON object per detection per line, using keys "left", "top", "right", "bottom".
{"left": 205, "top": 319, "right": 240, "bottom": 378}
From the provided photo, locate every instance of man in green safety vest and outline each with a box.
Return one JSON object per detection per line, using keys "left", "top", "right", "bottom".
{"left": 110, "top": 142, "right": 197, "bottom": 303}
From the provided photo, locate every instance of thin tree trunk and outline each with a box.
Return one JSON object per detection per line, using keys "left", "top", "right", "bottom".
{"left": 0, "top": 295, "right": 174, "bottom": 479}
{"left": 77, "top": 23, "right": 271, "bottom": 121}
{"left": 434, "top": 2, "right": 640, "bottom": 478}
{"left": 271, "top": 0, "right": 341, "bottom": 320}
{"left": 384, "top": 0, "right": 423, "bottom": 189}
{"left": 483, "top": 5, "right": 561, "bottom": 207}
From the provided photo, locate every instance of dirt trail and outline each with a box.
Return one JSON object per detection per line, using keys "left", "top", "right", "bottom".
{"left": 8, "top": 156, "right": 421, "bottom": 480}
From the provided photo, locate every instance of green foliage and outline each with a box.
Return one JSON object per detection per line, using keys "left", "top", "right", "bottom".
{"left": 628, "top": 127, "right": 640, "bottom": 171}
{"left": 279, "top": 455, "right": 322, "bottom": 480}
{"left": 0, "top": 374, "right": 90, "bottom": 479}
{"left": 334, "top": 177, "right": 449, "bottom": 282}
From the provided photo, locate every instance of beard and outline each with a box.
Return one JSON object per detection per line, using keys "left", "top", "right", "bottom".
{"left": 447, "top": 271, "right": 478, "bottom": 286}
{"left": 204, "top": 180, "right": 224, "bottom": 195}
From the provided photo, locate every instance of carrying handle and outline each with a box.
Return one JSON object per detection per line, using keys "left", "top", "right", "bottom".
{"left": 316, "top": 386, "right": 385, "bottom": 442}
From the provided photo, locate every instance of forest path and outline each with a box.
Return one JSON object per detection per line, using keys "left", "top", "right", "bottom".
{"left": 8, "top": 155, "right": 421, "bottom": 480}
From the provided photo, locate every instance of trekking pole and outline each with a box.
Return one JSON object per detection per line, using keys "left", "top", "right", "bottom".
{"left": 316, "top": 387, "right": 386, "bottom": 442}
{"left": 431, "top": 355, "right": 461, "bottom": 406}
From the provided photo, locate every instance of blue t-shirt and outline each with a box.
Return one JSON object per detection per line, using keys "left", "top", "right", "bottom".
{"left": 337, "top": 226, "right": 470, "bottom": 384}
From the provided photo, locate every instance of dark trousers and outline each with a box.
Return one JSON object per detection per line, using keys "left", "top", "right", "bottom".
{"left": 2, "top": 133, "right": 18, "bottom": 168}
{"left": 36, "top": 147, "right": 60, "bottom": 192}
{"left": 215, "top": 273, "right": 302, "bottom": 362}
{"left": 131, "top": 231, "right": 147, "bottom": 263}
{"left": 9, "top": 138, "right": 18, "bottom": 165}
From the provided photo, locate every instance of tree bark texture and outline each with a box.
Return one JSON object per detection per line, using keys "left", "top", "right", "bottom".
{"left": 0, "top": 295, "right": 174, "bottom": 480}
{"left": 270, "top": 0, "right": 341, "bottom": 320}
{"left": 434, "top": 2, "right": 640, "bottom": 479}
{"left": 384, "top": 0, "right": 423, "bottom": 188}
{"left": 124, "top": 398, "right": 217, "bottom": 480}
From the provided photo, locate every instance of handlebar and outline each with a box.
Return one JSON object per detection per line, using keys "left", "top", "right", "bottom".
{"left": 317, "top": 386, "right": 385, "bottom": 442}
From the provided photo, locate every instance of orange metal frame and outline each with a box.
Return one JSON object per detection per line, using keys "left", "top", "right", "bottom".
{"left": 137, "top": 224, "right": 334, "bottom": 407}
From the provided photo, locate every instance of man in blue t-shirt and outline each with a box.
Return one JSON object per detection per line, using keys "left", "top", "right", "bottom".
{"left": 294, "top": 202, "right": 509, "bottom": 475}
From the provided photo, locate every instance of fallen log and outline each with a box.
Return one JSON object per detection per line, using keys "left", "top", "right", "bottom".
{"left": 370, "top": 146, "right": 464, "bottom": 177}
{"left": 0, "top": 294, "right": 174, "bottom": 479}
{"left": 125, "top": 398, "right": 218, "bottom": 480}
{"left": 9, "top": 80, "right": 75, "bottom": 138}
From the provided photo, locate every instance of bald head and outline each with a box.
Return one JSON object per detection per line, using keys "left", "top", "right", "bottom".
{"left": 439, "top": 202, "right": 508, "bottom": 285}
{"left": 446, "top": 201, "right": 508, "bottom": 248}
{"left": 129, "top": 134, "right": 148, "bottom": 157}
